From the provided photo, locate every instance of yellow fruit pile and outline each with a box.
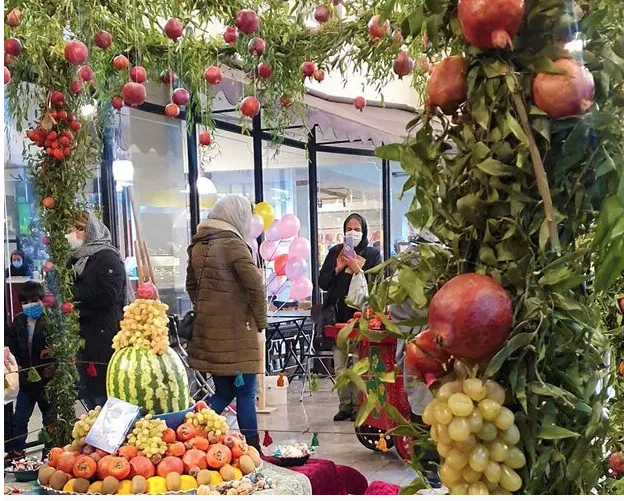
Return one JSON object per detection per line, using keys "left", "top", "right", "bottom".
{"left": 185, "top": 407, "right": 229, "bottom": 438}
{"left": 127, "top": 415, "right": 167, "bottom": 458}
{"left": 70, "top": 406, "right": 101, "bottom": 449}
{"left": 423, "top": 378, "right": 525, "bottom": 495}
{"left": 113, "top": 299, "right": 170, "bottom": 355}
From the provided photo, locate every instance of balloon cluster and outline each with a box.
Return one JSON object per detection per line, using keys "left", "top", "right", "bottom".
{"left": 249, "top": 202, "right": 313, "bottom": 301}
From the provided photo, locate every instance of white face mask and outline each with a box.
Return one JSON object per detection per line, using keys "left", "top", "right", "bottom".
{"left": 346, "top": 230, "right": 363, "bottom": 247}
{"left": 66, "top": 232, "right": 83, "bottom": 250}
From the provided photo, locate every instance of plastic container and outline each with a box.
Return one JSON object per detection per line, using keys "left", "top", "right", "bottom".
{"left": 265, "top": 375, "right": 288, "bottom": 406}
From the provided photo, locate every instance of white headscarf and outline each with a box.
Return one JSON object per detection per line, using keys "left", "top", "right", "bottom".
{"left": 205, "top": 194, "right": 253, "bottom": 239}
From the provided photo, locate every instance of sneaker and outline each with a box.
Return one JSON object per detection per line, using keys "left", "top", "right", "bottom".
{"left": 333, "top": 410, "right": 352, "bottom": 421}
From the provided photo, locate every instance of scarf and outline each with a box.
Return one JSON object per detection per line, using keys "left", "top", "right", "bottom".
{"left": 71, "top": 215, "right": 122, "bottom": 276}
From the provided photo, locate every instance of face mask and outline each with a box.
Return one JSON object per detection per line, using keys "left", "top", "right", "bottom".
{"left": 346, "top": 230, "right": 363, "bottom": 247}
{"left": 23, "top": 301, "right": 43, "bottom": 320}
{"left": 66, "top": 232, "right": 83, "bottom": 250}
{"left": 12, "top": 259, "right": 23, "bottom": 269}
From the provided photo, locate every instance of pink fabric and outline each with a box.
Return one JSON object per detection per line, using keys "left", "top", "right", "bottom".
{"left": 365, "top": 481, "right": 401, "bottom": 495}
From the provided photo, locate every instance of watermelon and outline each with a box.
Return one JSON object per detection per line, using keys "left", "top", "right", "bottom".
{"left": 106, "top": 346, "right": 190, "bottom": 415}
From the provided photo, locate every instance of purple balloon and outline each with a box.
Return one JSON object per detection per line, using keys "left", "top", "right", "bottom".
{"left": 246, "top": 237, "right": 259, "bottom": 260}
{"left": 278, "top": 214, "right": 301, "bottom": 239}
{"left": 265, "top": 219, "right": 281, "bottom": 241}
{"left": 285, "top": 256, "right": 308, "bottom": 281}
{"left": 289, "top": 277, "right": 313, "bottom": 301}
{"left": 259, "top": 240, "right": 279, "bottom": 261}
{"left": 250, "top": 214, "right": 264, "bottom": 238}
{"left": 266, "top": 273, "right": 288, "bottom": 296}
{"left": 289, "top": 237, "right": 311, "bottom": 259}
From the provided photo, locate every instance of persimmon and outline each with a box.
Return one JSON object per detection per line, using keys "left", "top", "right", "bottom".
{"left": 118, "top": 445, "right": 139, "bottom": 459}
{"left": 187, "top": 436, "right": 210, "bottom": 452}
{"left": 73, "top": 455, "right": 97, "bottom": 479}
{"left": 207, "top": 444, "right": 232, "bottom": 469}
{"left": 166, "top": 442, "right": 186, "bottom": 457}
{"left": 48, "top": 447, "right": 64, "bottom": 468}
{"left": 108, "top": 457, "right": 131, "bottom": 480}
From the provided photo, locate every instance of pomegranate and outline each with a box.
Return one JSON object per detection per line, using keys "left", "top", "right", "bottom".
{"left": 224, "top": 26, "right": 238, "bottom": 44}
{"left": 130, "top": 66, "right": 147, "bottom": 83}
{"left": 199, "top": 131, "right": 212, "bottom": 146}
{"left": 279, "top": 94, "right": 293, "bottom": 108}
{"left": 428, "top": 273, "right": 513, "bottom": 360}
{"left": 235, "top": 9, "right": 260, "bottom": 35}
{"left": 60, "top": 302, "right": 74, "bottom": 314}
{"left": 353, "top": 96, "right": 366, "bottom": 111}
{"left": 257, "top": 62, "right": 273, "bottom": 79}
{"left": 78, "top": 65, "right": 95, "bottom": 82}
{"left": 248, "top": 37, "right": 266, "bottom": 56}
{"left": 457, "top": 0, "right": 524, "bottom": 50}
{"left": 393, "top": 30, "right": 404, "bottom": 45}
{"left": 300, "top": 61, "right": 315, "bottom": 78}
{"left": 64, "top": 40, "right": 89, "bottom": 65}
{"left": 240, "top": 96, "right": 260, "bottom": 117}
{"left": 393, "top": 50, "right": 414, "bottom": 79}
{"left": 172, "top": 87, "right": 190, "bottom": 106}
{"left": 42, "top": 292, "right": 56, "bottom": 307}
{"left": 609, "top": 452, "right": 624, "bottom": 475}
{"left": 111, "top": 95, "right": 124, "bottom": 110}
{"left": 5, "top": 53, "right": 13, "bottom": 66}
{"left": 204, "top": 66, "right": 222, "bottom": 85}
{"left": 313, "top": 69, "right": 325, "bottom": 82}
{"left": 532, "top": 58, "right": 594, "bottom": 119}
{"left": 426, "top": 55, "right": 468, "bottom": 115}
{"left": 70, "top": 81, "right": 83, "bottom": 94}
{"left": 160, "top": 70, "right": 178, "bottom": 85}
{"left": 50, "top": 91, "right": 65, "bottom": 107}
{"left": 137, "top": 282, "right": 158, "bottom": 299}
{"left": 6, "top": 8, "right": 21, "bottom": 28}
{"left": 367, "top": 15, "right": 390, "bottom": 40}
{"left": 164, "top": 18, "right": 184, "bottom": 41}
{"left": 314, "top": 5, "right": 330, "bottom": 23}
{"left": 122, "top": 82, "right": 146, "bottom": 107}
{"left": 94, "top": 30, "right": 112, "bottom": 50}
{"left": 4, "top": 38, "right": 22, "bottom": 57}
{"left": 112, "top": 55, "right": 129, "bottom": 71}
{"left": 4, "top": 66, "right": 10, "bottom": 84}
{"left": 165, "top": 103, "right": 180, "bottom": 117}
{"left": 43, "top": 261, "right": 54, "bottom": 273}
{"left": 405, "top": 329, "right": 449, "bottom": 379}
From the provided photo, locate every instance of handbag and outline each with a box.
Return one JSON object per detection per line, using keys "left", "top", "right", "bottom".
{"left": 313, "top": 304, "right": 338, "bottom": 351}
{"left": 178, "top": 310, "right": 195, "bottom": 341}
{"left": 345, "top": 272, "right": 368, "bottom": 308}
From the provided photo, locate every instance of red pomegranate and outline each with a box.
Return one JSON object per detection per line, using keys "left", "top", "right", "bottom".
{"left": 204, "top": 66, "right": 222, "bottom": 85}
{"left": 313, "top": 69, "right": 325, "bottom": 82}
{"left": 367, "top": 15, "right": 390, "bottom": 40}
{"left": 78, "top": 65, "right": 95, "bottom": 82}
{"left": 165, "top": 103, "right": 180, "bottom": 117}
{"left": 164, "top": 18, "right": 184, "bottom": 41}
{"left": 172, "top": 87, "right": 190, "bottom": 106}
{"left": 94, "top": 30, "right": 112, "bottom": 50}
{"left": 224, "top": 26, "right": 238, "bottom": 44}
{"left": 240, "top": 96, "right": 260, "bottom": 117}
{"left": 5, "top": 53, "right": 13, "bottom": 66}
{"left": 43, "top": 261, "right": 54, "bottom": 273}
{"left": 393, "top": 50, "right": 414, "bottom": 79}
{"left": 248, "top": 38, "right": 266, "bottom": 56}
{"left": 393, "top": 30, "right": 404, "bottom": 45}
{"left": 122, "top": 82, "right": 147, "bottom": 107}
{"left": 235, "top": 9, "right": 259, "bottom": 35}
{"left": 6, "top": 8, "right": 21, "bottom": 28}
{"left": 353, "top": 96, "right": 366, "bottom": 111}
{"left": 130, "top": 66, "right": 147, "bottom": 83}
{"left": 609, "top": 452, "right": 624, "bottom": 475}
{"left": 257, "top": 62, "right": 273, "bottom": 79}
{"left": 160, "top": 70, "right": 178, "bottom": 85}
{"left": 137, "top": 282, "right": 159, "bottom": 299}
{"left": 4, "top": 66, "right": 10, "bottom": 85}
{"left": 64, "top": 40, "right": 89, "bottom": 65}
{"left": 112, "top": 55, "right": 129, "bottom": 71}
{"left": 314, "top": 5, "right": 330, "bottom": 23}
{"left": 50, "top": 91, "right": 65, "bottom": 107}
{"left": 300, "top": 61, "right": 315, "bottom": 78}
{"left": 4, "top": 38, "right": 22, "bottom": 57}
{"left": 428, "top": 273, "right": 513, "bottom": 360}
{"left": 111, "top": 96, "right": 124, "bottom": 110}
{"left": 199, "top": 131, "right": 212, "bottom": 146}
{"left": 532, "top": 58, "right": 594, "bottom": 119}
{"left": 405, "top": 329, "right": 449, "bottom": 379}
{"left": 42, "top": 292, "right": 56, "bottom": 307}
{"left": 60, "top": 302, "right": 74, "bottom": 314}
{"left": 426, "top": 55, "right": 468, "bottom": 115}
{"left": 457, "top": 0, "right": 524, "bottom": 50}
{"left": 70, "top": 81, "right": 83, "bottom": 94}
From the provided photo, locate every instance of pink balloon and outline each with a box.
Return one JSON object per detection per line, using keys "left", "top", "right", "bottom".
{"left": 265, "top": 219, "right": 281, "bottom": 241}
{"left": 250, "top": 214, "right": 264, "bottom": 238}
{"left": 246, "top": 237, "right": 258, "bottom": 260}
{"left": 288, "top": 237, "right": 311, "bottom": 259}
{"left": 278, "top": 214, "right": 301, "bottom": 239}
{"left": 289, "top": 277, "right": 313, "bottom": 301}
{"left": 266, "top": 272, "right": 288, "bottom": 296}
{"left": 285, "top": 256, "right": 308, "bottom": 281}
{"left": 260, "top": 240, "right": 279, "bottom": 261}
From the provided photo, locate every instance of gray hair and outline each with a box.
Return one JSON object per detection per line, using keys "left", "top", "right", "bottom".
{"left": 209, "top": 194, "right": 253, "bottom": 238}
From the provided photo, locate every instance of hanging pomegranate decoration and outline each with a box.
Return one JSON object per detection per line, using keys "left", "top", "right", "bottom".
{"left": 240, "top": 96, "right": 261, "bottom": 117}
{"left": 64, "top": 40, "right": 89, "bottom": 65}
{"left": 313, "top": 69, "right": 325, "bottom": 82}
{"left": 130, "top": 66, "right": 147, "bottom": 83}
{"left": 94, "top": 30, "right": 112, "bottom": 50}
{"left": 42, "top": 292, "right": 56, "bottom": 307}
{"left": 204, "top": 66, "right": 223, "bottom": 85}
{"left": 165, "top": 103, "right": 180, "bottom": 117}
{"left": 532, "top": 58, "right": 595, "bottom": 119}
{"left": 172, "top": 87, "right": 190, "bottom": 106}
{"left": 248, "top": 37, "right": 266, "bottom": 56}
{"left": 367, "top": 15, "right": 390, "bottom": 40}
{"left": 257, "top": 62, "right": 273, "bottom": 79}
{"left": 224, "top": 26, "right": 239, "bottom": 44}
{"left": 70, "top": 81, "right": 84, "bottom": 94}
{"left": 353, "top": 96, "right": 366, "bottom": 111}
{"left": 50, "top": 91, "right": 65, "bottom": 107}
{"left": 392, "top": 50, "right": 414, "bottom": 79}
{"left": 405, "top": 329, "right": 449, "bottom": 381}
{"left": 160, "top": 70, "right": 178, "bottom": 85}
{"left": 4, "top": 66, "right": 10, "bottom": 84}
{"left": 199, "top": 131, "right": 212, "bottom": 146}
{"left": 300, "top": 61, "right": 316, "bottom": 78}
{"left": 164, "top": 18, "right": 184, "bottom": 41}
{"left": 4, "top": 38, "right": 23, "bottom": 57}
{"left": 111, "top": 95, "right": 124, "bottom": 110}
{"left": 314, "top": 5, "right": 330, "bottom": 23}
{"left": 113, "top": 55, "right": 129, "bottom": 71}
{"left": 426, "top": 55, "right": 468, "bottom": 115}
{"left": 60, "top": 302, "right": 74, "bottom": 314}
{"left": 428, "top": 273, "right": 513, "bottom": 360}
{"left": 235, "top": 9, "right": 259, "bottom": 35}
{"left": 457, "top": 0, "right": 525, "bottom": 50}
{"left": 6, "top": 8, "right": 21, "bottom": 28}
{"left": 279, "top": 94, "right": 293, "bottom": 108}
{"left": 78, "top": 65, "right": 95, "bottom": 82}
{"left": 122, "top": 82, "right": 147, "bottom": 107}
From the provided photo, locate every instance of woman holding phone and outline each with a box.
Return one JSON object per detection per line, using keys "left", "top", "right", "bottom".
{"left": 318, "top": 213, "right": 382, "bottom": 421}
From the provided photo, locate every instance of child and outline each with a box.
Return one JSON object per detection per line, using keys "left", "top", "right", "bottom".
{"left": 5, "top": 281, "right": 55, "bottom": 461}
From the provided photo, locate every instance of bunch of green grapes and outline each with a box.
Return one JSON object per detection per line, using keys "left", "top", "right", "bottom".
{"left": 423, "top": 378, "right": 525, "bottom": 495}
{"left": 71, "top": 406, "right": 102, "bottom": 449}
{"left": 113, "top": 299, "right": 170, "bottom": 354}
{"left": 126, "top": 415, "right": 168, "bottom": 457}
{"left": 184, "top": 407, "right": 229, "bottom": 437}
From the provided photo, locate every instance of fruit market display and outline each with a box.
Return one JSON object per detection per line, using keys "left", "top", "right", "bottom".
{"left": 336, "top": 306, "right": 386, "bottom": 331}
{"left": 70, "top": 407, "right": 102, "bottom": 450}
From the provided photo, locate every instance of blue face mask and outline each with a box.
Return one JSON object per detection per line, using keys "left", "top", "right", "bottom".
{"left": 22, "top": 302, "right": 43, "bottom": 320}
{"left": 12, "top": 259, "right": 23, "bottom": 269}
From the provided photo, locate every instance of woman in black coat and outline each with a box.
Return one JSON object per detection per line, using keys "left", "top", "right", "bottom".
{"left": 5, "top": 250, "right": 32, "bottom": 278}
{"left": 67, "top": 212, "right": 126, "bottom": 410}
{"left": 318, "top": 213, "right": 382, "bottom": 421}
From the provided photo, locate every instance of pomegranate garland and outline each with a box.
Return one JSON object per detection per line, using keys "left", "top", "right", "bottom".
{"left": 426, "top": 56, "right": 468, "bottom": 115}
{"left": 457, "top": 0, "right": 525, "bottom": 50}
{"left": 392, "top": 50, "right": 414, "bottom": 79}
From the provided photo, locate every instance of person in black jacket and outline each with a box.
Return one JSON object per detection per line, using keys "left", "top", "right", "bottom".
{"left": 5, "top": 281, "right": 55, "bottom": 459}
{"left": 5, "top": 249, "right": 32, "bottom": 278}
{"left": 318, "top": 213, "right": 382, "bottom": 421}
{"left": 67, "top": 212, "right": 126, "bottom": 410}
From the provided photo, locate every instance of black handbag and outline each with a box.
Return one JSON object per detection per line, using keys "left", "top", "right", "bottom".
{"left": 313, "top": 304, "right": 338, "bottom": 351}
{"left": 178, "top": 310, "right": 195, "bottom": 340}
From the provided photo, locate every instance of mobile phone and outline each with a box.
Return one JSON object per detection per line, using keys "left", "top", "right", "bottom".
{"left": 343, "top": 235, "right": 356, "bottom": 258}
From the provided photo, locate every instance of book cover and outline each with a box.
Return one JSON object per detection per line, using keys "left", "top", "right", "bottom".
{"left": 85, "top": 398, "right": 141, "bottom": 454}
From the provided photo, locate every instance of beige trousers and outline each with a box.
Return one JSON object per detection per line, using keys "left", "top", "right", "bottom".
{"left": 333, "top": 346, "right": 359, "bottom": 413}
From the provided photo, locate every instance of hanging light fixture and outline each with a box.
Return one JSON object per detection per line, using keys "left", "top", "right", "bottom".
{"left": 112, "top": 147, "right": 134, "bottom": 184}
